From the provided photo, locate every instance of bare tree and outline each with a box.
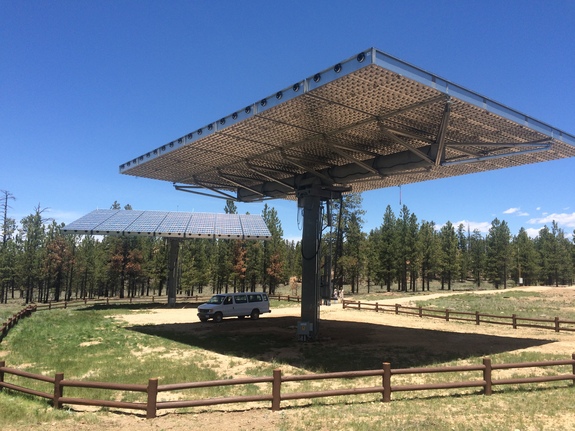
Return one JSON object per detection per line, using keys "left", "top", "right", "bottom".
{"left": 1, "top": 190, "right": 16, "bottom": 246}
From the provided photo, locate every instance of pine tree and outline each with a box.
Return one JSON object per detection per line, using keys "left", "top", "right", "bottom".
{"left": 376, "top": 205, "right": 398, "bottom": 292}
{"left": 262, "top": 204, "right": 285, "bottom": 294}
{"left": 512, "top": 228, "right": 539, "bottom": 286}
{"left": 485, "top": 218, "right": 511, "bottom": 289}
{"left": 438, "top": 221, "right": 458, "bottom": 290}
{"left": 469, "top": 229, "right": 485, "bottom": 287}
{"left": 418, "top": 221, "right": 438, "bottom": 291}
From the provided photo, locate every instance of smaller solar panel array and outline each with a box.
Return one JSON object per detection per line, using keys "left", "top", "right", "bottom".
{"left": 62, "top": 209, "right": 272, "bottom": 240}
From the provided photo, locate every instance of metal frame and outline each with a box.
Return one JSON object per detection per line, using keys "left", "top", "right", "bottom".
{"left": 119, "top": 48, "right": 575, "bottom": 339}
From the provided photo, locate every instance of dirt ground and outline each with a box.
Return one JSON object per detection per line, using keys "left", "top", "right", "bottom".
{"left": 6, "top": 286, "right": 575, "bottom": 430}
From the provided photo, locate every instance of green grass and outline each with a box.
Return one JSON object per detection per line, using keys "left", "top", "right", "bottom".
{"left": 0, "top": 304, "right": 25, "bottom": 323}
{"left": 1, "top": 291, "right": 575, "bottom": 430}
{"left": 1, "top": 306, "right": 221, "bottom": 404}
{"left": 414, "top": 290, "right": 575, "bottom": 320}
{"left": 271, "top": 386, "right": 575, "bottom": 431}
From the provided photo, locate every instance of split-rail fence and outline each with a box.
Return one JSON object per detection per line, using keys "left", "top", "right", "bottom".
{"left": 342, "top": 299, "right": 575, "bottom": 332}
{"left": 1, "top": 356, "right": 574, "bottom": 419}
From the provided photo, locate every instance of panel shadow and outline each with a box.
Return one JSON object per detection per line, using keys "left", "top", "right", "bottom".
{"left": 126, "top": 314, "right": 554, "bottom": 373}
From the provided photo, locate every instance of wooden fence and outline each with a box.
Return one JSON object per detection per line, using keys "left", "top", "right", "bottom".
{"left": 342, "top": 300, "right": 575, "bottom": 333}
{"left": 0, "top": 305, "right": 36, "bottom": 342}
{"left": 2, "top": 296, "right": 575, "bottom": 418}
{"left": 1, "top": 356, "right": 574, "bottom": 418}
{"left": 31, "top": 294, "right": 211, "bottom": 311}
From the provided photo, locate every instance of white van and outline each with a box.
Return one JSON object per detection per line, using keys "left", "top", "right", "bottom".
{"left": 197, "top": 292, "right": 271, "bottom": 323}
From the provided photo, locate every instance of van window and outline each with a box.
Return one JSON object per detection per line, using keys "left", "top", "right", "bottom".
{"left": 234, "top": 294, "right": 248, "bottom": 304}
{"left": 207, "top": 295, "right": 225, "bottom": 304}
{"left": 224, "top": 296, "right": 233, "bottom": 305}
{"left": 248, "top": 294, "right": 262, "bottom": 303}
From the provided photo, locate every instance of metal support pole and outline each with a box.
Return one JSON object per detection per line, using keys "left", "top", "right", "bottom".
{"left": 298, "top": 193, "right": 321, "bottom": 341}
{"left": 167, "top": 239, "right": 180, "bottom": 307}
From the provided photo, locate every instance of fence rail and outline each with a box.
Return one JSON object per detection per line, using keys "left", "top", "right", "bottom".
{"left": 342, "top": 300, "right": 575, "bottom": 333}
{"left": 0, "top": 305, "right": 35, "bottom": 342}
{"left": 2, "top": 356, "right": 574, "bottom": 418}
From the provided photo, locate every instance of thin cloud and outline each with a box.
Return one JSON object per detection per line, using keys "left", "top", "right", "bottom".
{"left": 504, "top": 207, "right": 529, "bottom": 217}
{"left": 524, "top": 227, "right": 541, "bottom": 238}
{"left": 527, "top": 212, "right": 575, "bottom": 229}
{"left": 442, "top": 220, "right": 492, "bottom": 234}
{"left": 45, "top": 209, "right": 85, "bottom": 225}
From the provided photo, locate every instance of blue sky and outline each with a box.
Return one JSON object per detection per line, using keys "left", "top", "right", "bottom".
{"left": 1, "top": 0, "right": 574, "bottom": 242}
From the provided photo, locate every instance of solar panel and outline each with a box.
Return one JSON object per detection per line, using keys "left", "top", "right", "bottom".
{"left": 186, "top": 213, "right": 216, "bottom": 238}
{"left": 62, "top": 210, "right": 271, "bottom": 240}
{"left": 215, "top": 214, "right": 243, "bottom": 239}
{"left": 156, "top": 212, "right": 191, "bottom": 237}
{"left": 63, "top": 209, "right": 118, "bottom": 234}
{"left": 124, "top": 211, "right": 169, "bottom": 236}
{"left": 94, "top": 210, "right": 144, "bottom": 235}
{"left": 119, "top": 47, "right": 575, "bottom": 203}
{"left": 240, "top": 214, "right": 273, "bottom": 239}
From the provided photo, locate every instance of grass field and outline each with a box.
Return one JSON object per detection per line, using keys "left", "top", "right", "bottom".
{"left": 1, "top": 285, "right": 575, "bottom": 430}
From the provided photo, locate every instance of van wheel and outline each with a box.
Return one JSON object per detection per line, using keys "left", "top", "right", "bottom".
{"left": 199, "top": 317, "right": 208, "bottom": 323}
{"left": 213, "top": 312, "right": 223, "bottom": 323}
{"left": 250, "top": 309, "right": 260, "bottom": 320}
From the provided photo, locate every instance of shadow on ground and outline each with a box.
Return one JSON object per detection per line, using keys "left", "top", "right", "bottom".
{"left": 126, "top": 314, "right": 553, "bottom": 373}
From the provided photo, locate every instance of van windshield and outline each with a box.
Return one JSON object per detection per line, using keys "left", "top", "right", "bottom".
{"left": 206, "top": 295, "right": 226, "bottom": 305}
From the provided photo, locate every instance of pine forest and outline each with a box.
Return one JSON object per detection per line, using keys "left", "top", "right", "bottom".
{"left": 1, "top": 190, "right": 574, "bottom": 304}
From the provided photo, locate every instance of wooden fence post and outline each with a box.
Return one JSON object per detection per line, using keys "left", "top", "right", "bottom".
{"left": 0, "top": 360, "right": 5, "bottom": 391}
{"left": 418, "top": 306, "right": 422, "bottom": 318}
{"left": 555, "top": 317, "right": 560, "bottom": 332}
{"left": 382, "top": 362, "right": 391, "bottom": 402}
{"left": 53, "top": 372, "right": 64, "bottom": 409}
{"left": 512, "top": 314, "right": 517, "bottom": 329}
{"left": 572, "top": 353, "right": 575, "bottom": 386}
{"left": 147, "top": 378, "right": 158, "bottom": 419}
{"left": 475, "top": 311, "right": 480, "bottom": 325}
{"left": 395, "top": 304, "right": 399, "bottom": 315}
{"left": 375, "top": 302, "right": 379, "bottom": 313}
{"left": 358, "top": 301, "right": 361, "bottom": 310}
{"left": 445, "top": 309, "right": 450, "bottom": 322}
{"left": 482, "top": 358, "right": 492, "bottom": 396}
{"left": 272, "top": 369, "right": 282, "bottom": 411}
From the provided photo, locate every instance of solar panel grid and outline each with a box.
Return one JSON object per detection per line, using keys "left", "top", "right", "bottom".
{"left": 63, "top": 209, "right": 119, "bottom": 233}
{"left": 93, "top": 210, "right": 143, "bottom": 234}
{"left": 240, "top": 215, "right": 271, "bottom": 239}
{"left": 62, "top": 210, "right": 272, "bottom": 240}
{"left": 215, "top": 214, "right": 243, "bottom": 238}
{"left": 125, "top": 211, "right": 169, "bottom": 236}
{"left": 186, "top": 213, "right": 216, "bottom": 238}
{"left": 119, "top": 48, "right": 575, "bottom": 203}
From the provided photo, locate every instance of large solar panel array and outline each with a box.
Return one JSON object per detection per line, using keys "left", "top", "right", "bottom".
{"left": 120, "top": 47, "right": 575, "bottom": 202}
{"left": 62, "top": 209, "right": 272, "bottom": 240}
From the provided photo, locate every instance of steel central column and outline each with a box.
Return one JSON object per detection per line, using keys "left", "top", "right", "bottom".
{"left": 298, "top": 193, "right": 321, "bottom": 340}
{"left": 166, "top": 238, "right": 180, "bottom": 306}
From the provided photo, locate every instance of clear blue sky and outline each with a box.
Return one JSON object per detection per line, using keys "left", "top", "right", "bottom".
{"left": 2, "top": 0, "right": 574, "bottom": 242}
